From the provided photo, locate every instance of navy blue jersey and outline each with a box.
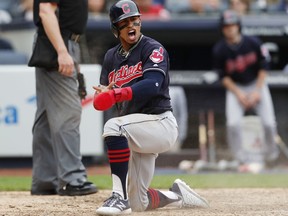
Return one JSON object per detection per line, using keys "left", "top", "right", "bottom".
{"left": 212, "top": 35, "right": 268, "bottom": 85}
{"left": 100, "top": 35, "right": 172, "bottom": 115}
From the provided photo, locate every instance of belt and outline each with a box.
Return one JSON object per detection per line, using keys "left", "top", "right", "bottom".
{"left": 70, "top": 33, "right": 81, "bottom": 43}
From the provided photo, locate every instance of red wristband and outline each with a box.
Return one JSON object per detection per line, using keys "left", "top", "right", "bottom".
{"left": 114, "top": 87, "right": 133, "bottom": 102}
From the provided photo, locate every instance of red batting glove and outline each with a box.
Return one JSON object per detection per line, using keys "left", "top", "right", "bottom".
{"left": 93, "top": 87, "right": 133, "bottom": 111}
{"left": 93, "top": 90, "right": 116, "bottom": 111}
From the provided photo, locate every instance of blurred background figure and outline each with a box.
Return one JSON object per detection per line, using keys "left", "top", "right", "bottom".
{"left": 188, "top": 0, "right": 223, "bottom": 14}
{"left": 0, "top": 0, "right": 14, "bottom": 24}
{"left": 166, "top": 0, "right": 224, "bottom": 15}
{"left": 0, "top": 10, "right": 12, "bottom": 24}
{"left": 228, "top": 0, "right": 251, "bottom": 15}
{"left": 0, "top": 0, "right": 29, "bottom": 64}
{"left": 168, "top": 86, "right": 188, "bottom": 152}
{"left": 133, "top": 0, "right": 171, "bottom": 20}
{"left": 212, "top": 10, "right": 280, "bottom": 171}
{"left": 19, "top": 0, "right": 33, "bottom": 21}
{"left": 165, "top": 0, "right": 190, "bottom": 14}
{"left": 86, "top": 0, "right": 111, "bottom": 65}
{"left": 11, "top": 0, "right": 33, "bottom": 21}
{"left": 250, "top": 0, "right": 284, "bottom": 13}
{"left": 88, "top": 0, "right": 108, "bottom": 19}
{"left": 0, "top": 0, "right": 34, "bottom": 22}
{"left": 153, "top": 0, "right": 166, "bottom": 5}
{"left": 277, "top": 0, "right": 288, "bottom": 13}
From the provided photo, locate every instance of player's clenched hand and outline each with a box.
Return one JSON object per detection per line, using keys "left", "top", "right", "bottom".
{"left": 248, "top": 90, "right": 261, "bottom": 108}
{"left": 236, "top": 91, "right": 251, "bottom": 110}
{"left": 93, "top": 83, "right": 133, "bottom": 111}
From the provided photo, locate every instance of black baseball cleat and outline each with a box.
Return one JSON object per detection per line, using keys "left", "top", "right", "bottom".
{"left": 58, "top": 181, "right": 98, "bottom": 196}
{"left": 31, "top": 189, "right": 58, "bottom": 195}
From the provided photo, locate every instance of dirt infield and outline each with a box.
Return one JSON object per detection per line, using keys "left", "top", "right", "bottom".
{"left": 1, "top": 188, "right": 288, "bottom": 216}
{"left": 1, "top": 165, "right": 288, "bottom": 215}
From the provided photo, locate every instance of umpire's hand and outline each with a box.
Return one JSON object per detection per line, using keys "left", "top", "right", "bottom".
{"left": 58, "top": 51, "right": 74, "bottom": 77}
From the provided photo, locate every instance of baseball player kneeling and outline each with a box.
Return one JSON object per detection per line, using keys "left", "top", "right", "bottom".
{"left": 93, "top": 1, "right": 209, "bottom": 215}
{"left": 212, "top": 10, "right": 280, "bottom": 168}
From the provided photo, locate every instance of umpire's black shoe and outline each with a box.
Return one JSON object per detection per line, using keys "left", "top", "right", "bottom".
{"left": 31, "top": 189, "right": 58, "bottom": 195}
{"left": 58, "top": 181, "right": 98, "bottom": 196}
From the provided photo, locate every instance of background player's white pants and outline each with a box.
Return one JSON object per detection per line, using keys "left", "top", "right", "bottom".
{"left": 226, "top": 81, "right": 279, "bottom": 164}
{"left": 169, "top": 86, "right": 188, "bottom": 152}
{"left": 103, "top": 111, "right": 178, "bottom": 211}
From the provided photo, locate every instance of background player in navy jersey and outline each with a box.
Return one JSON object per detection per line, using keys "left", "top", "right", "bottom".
{"left": 93, "top": 0, "right": 209, "bottom": 215}
{"left": 212, "top": 10, "right": 279, "bottom": 169}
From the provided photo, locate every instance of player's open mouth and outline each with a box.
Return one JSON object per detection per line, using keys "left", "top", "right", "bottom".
{"left": 128, "top": 30, "right": 136, "bottom": 40}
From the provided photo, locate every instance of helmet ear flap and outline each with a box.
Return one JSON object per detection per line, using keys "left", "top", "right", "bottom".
{"left": 111, "top": 24, "right": 119, "bottom": 38}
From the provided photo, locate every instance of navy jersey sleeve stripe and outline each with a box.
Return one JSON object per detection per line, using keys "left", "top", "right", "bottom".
{"left": 143, "top": 68, "right": 165, "bottom": 76}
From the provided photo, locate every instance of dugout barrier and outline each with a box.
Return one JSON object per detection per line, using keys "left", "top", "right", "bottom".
{"left": 0, "top": 65, "right": 104, "bottom": 157}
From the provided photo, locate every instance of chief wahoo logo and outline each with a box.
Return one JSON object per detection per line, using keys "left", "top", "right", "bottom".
{"left": 150, "top": 47, "right": 164, "bottom": 64}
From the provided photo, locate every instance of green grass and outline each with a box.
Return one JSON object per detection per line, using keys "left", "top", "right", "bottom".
{"left": 0, "top": 176, "right": 32, "bottom": 191}
{"left": 1, "top": 173, "right": 288, "bottom": 191}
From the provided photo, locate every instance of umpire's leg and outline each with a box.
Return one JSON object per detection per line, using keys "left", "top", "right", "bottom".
{"left": 44, "top": 69, "right": 87, "bottom": 190}
{"left": 31, "top": 70, "right": 58, "bottom": 194}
